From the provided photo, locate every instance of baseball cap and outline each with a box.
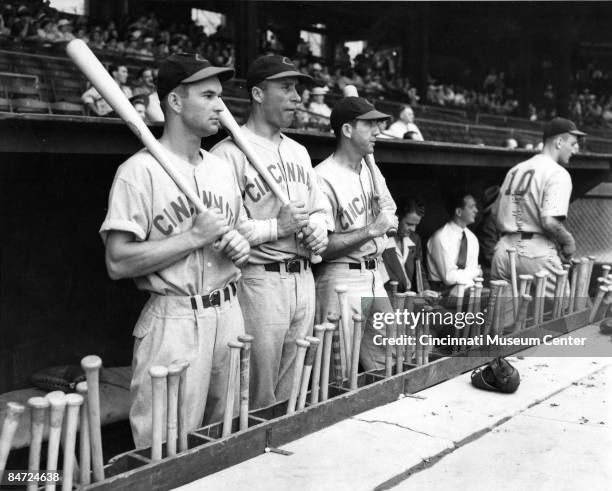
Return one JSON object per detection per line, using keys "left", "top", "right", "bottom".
{"left": 246, "top": 55, "right": 312, "bottom": 90}
{"left": 330, "top": 96, "right": 390, "bottom": 135}
{"left": 157, "top": 53, "right": 235, "bottom": 101}
{"left": 542, "top": 117, "right": 586, "bottom": 140}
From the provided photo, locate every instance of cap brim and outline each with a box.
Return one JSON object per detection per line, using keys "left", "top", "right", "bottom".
{"left": 569, "top": 129, "right": 587, "bottom": 136}
{"left": 183, "top": 66, "right": 235, "bottom": 84}
{"left": 356, "top": 109, "right": 391, "bottom": 120}
{"left": 265, "top": 70, "right": 312, "bottom": 82}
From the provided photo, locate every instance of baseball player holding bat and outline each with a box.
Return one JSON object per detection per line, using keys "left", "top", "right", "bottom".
{"left": 99, "top": 53, "right": 277, "bottom": 447}
{"left": 212, "top": 55, "right": 329, "bottom": 409}
{"left": 314, "top": 96, "right": 398, "bottom": 370}
{"left": 491, "top": 117, "right": 585, "bottom": 325}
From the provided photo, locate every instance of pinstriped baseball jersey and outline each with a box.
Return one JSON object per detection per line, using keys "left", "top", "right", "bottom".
{"left": 100, "top": 147, "right": 273, "bottom": 296}
{"left": 315, "top": 155, "right": 396, "bottom": 262}
{"left": 496, "top": 154, "right": 572, "bottom": 234}
{"left": 211, "top": 125, "right": 330, "bottom": 263}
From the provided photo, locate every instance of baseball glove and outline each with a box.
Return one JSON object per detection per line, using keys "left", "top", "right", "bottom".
{"left": 31, "top": 365, "right": 85, "bottom": 392}
{"left": 471, "top": 357, "right": 520, "bottom": 393}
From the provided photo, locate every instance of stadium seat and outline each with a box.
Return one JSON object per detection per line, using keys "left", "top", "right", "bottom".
{"left": 6, "top": 84, "right": 41, "bottom": 99}
{"left": 50, "top": 101, "right": 85, "bottom": 116}
{"left": 12, "top": 98, "right": 50, "bottom": 114}
{"left": 0, "top": 96, "right": 11, "bottom": 112}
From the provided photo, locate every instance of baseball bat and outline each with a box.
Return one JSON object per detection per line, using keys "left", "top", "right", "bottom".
{"left": 176, "top": 360, "right": 189, "bottom": 453}
{"left": 222, "top": 342, "right": 243, "bottom": 437}
{"left": 310, "top": 325, "right": 326, "bottom": 405}
{"left": 507, "top": 248, "right": 519, "bottom": 320}
{"left": 297, "top": 336, "right": 320, "bottom": 410}
{"left": 75, "top": 382, "right": 91, "bottom": 486}
{"left": 394, "top": 292, "right": 408, "bottom": 371}
{"left": 422, "top": 305, "right": 433, "bottom": 363}
{"left": 349, "top": 314, "right": 363, "bottom": 389}
{"left": 602, "top": 264, "right": 611, "bottom": 281}
{"left": 388, "top": 281, "right": 402, "bottom": 371}
{"left": 65, "top": 40, "right": 243, "bottom": 265}
{"left": 237, "top": 335, "right": 254, "bottom": 431}
{"left": 552, "top": 269, "right": 568, "bottom": 319}
{"left": 493, "top": 280, "right": 508, "bottom": 337}
{"left": 585, "top": 255, "right": 596, "bottom": 300}
{"left": 403, "top": 291, "right": 417, "bottom": 361}
{"left": 287, "top": 339, "right": 310, "bottom": 415}
{"left": 414, "top": 301, "right": 425, "bottom": 365}
{"left": 320, "top": 323, "right": 335, "bottom": 402}
{"left": 45, "top": 392, "right": 66, "bottom": 491}
{"left": 149, "top": 365, "right": 168, "bottom": 460}
{"left": 81, "top": 355, "right": 104, "bottom": 481}
{"left": 327, "top": 313, "right": 344, "bottom": 386}
{"left": 589, "top": 285, "right": 608, "bottom": 323}
{"left": 62, "top": 393, "right": 83, "bottom": 491}
{"left": 341, "top": 85, "right": 396, "bottom": 236}
{"left": 512, "top": 294, "right": 532, "bottom": 334}
{"left": 471, "top": 278, "right": 484, "bottom": 336}
{"left": 415, "top": 258, "right": 424, "bottom": 294}
{"left": 26, "top": 397, "right": 48, "bottom": 491}
{"left": 532, "top": 272, "right": 547, "bottom": 325}
{"left": 484, "top": 280, "right": 504, "bottom": 336}
{"left": 217, "top": 98, "right": 322, "bottom": 264}
{"left": 453, "top": 283, "right": 466, "bottom": 353}
{"left": 334, "top": 284, "right": 351, "bottom": 379}
{"left": 166, "top": 363, "right": 183, "bottom": 457}
{"left": 518, "top": 274, "right": 534, "bottom": 296}
{"left": 0, "top": 401, "right": 25, "bottom": 473}
{"left": 568, "top": 258, "right": 580, "bottom": 313}
{"left": 575, "top": 257, "right": 590, "bottom": 311}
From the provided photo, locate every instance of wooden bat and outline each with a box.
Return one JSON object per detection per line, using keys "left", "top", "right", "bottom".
{"left": 320, "top": 323, "right": 335, "bottom": 402}
{"left": 327, "top": 313, "right": 344, "bottom": 386}
{"left": 26, "top": 397, "right": 48, "bottom": 491}
{"left": 81, "top": 355, "right": 104, "bottom": 481}
{"left": 507, "top": 247, "right": 519, "bottom": 320}
{"left": 237, "top": 334, "right": 254, "bottom": 431}
{"left": 166, "top": 363, "right": 183, "bottom": 457}
{"left": 568, "top": 258, "right": 580, "bottom": 313}
{"left": 471, "top": 278, "right": 484, "bottom": 337}
{"left": 484, "top": 280, "right": 505, "bottom": 336}
{"left": 403, "top": 291, "right": 417, "bottom": 361}
{"left": 287, "top": 339, "right": 310, "bottom": 415}
{"left": 334, "top": 284, "right": 351, "bottom": 379}
{"left": 394, "top": 292, "right": 408, "bottom": 372}
{"left": 222, "top": 342, "right": 243, "bottom": 437}
{"left": 0, "top": 401, "right": 25, "bottom": 473}
{"left": 75, "top": 382, "right": 91, "bottom": 486}
{"left": 341, "top": 84, "right": 397, "bottom": 236}
{"left": 415, "top": 258, "right": 424, "bottom": 294}
{"left": 518, "top": 274, "right": 534, "bottom": 296}
{"left": 389, "top": 282, "right": 402, "bottom": 370}
{"left": 149, "top": 365, "right": 168, "bottom": 460}
{"left": 62, "top": 393, "right": 83, "bottom": 491}
{"left": 422, "top": 305, "right": 433, "bottom": 363}
{"left": 585, "top": 255, "right": 596, "bottom": 300}
{"left": 217, "top": 97, "right": 322, "bottom": 264}
{"left": 297, "top": 336, "right": 320, "bottom": 410}
{"left": 65, "top": 40, "right": 245, "bottom": 265}
{"left": 349, "top": 314, "right": 364, "bottom": 389}
{"left": 310, "top": 325, "right": 326, "bottom": 405}
{"left": 602, "top": 264, "right": 611, "bottom": 281}
{"left": 177, "top": 361, "right": 190, "bottom": 453}
{"left": 589, "top": 285, "right": 608, "bottom": 323}
{"left": 574, "top": 257, "right": 590, "bottom": 311}
{"left": 512, "top": 294, "right": 532, "bottom": 334}
{"left": 45, "top": 391, "right": 66, "bottom": 491}
{"left": 453, "top": 283, "right": 466, "bottom": 353}
{"left": 552, "top": 269, "right": 568, "bottom": 319}
{"left": 534, "top": 271, "right": 548, "bottom": 325}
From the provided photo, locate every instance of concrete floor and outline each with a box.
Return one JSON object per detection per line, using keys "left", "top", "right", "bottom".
{"left": 174, "top": 324, "right": 612, "bottom": 491}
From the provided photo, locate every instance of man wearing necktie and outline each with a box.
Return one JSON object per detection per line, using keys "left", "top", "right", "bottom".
{"left": 427, "top": 192, "right": 481, "bottom": 299}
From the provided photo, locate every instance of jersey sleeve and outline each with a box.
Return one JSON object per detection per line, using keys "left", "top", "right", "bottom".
{"left": 303, "top": 148, "right": 333, "bottom": 231}
{"left": 232, "top": 171, "right": 278, "bottom": 246}
{"left": 99, "top": 174, "right": 151, "bottom": 244}
{"left": 541, "top": 169, "right": 572, "bottom": 218}
{"left": 210, "top": 139, "right": 248, "bottom": 194}
{"left": 314, "top": 170, "right": 338, "bottom": 232}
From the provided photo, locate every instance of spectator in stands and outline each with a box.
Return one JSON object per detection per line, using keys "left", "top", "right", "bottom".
{"left": 88, "top": 26, "right": 105, "bottom": 50}
{"left": 110, "top": 64, "right": 133, "bottom": 99}
{"left": 386, "top": 105, "right": 424, "bottom": 141}
{"left": 381, "top": 198, "right": 431, "bottom": 294}
{"left": 37, "top": 18, "right": 61, "bottom": 44}
{"left": 307, "top": 86, "right": 331, "bottom": 130}
{"left": 503, "top": 138, "right": 518, "bottom": 149}
{"left": 130, "top": 95, "right": 147, "bottom": 120}
{"left": 132, "top": 67, "right": 156, "bottom": 96}
{"left": 427, "top": 191, "right": 480, "bottom": 298}
{"left": 473, "top": 185, "right": 500, "bottom": 283}
{"left": 56, "top": 18, "right": 74, "bottom": 42}
{"left": 82, "top": 80, "right": 113, "bottom": 116}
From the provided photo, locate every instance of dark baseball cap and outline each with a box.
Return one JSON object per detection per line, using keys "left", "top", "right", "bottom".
{"left": 157, "top": 53, "right": 235, "bottom": 101}
{"left": 542, "top": 117, "right": 586, "bottom": 140}
{"left": 246, "top": 55, "right": 312, "bottom": 90}
{"left": 330, "top": 97, "right": 390, "bottom": 135}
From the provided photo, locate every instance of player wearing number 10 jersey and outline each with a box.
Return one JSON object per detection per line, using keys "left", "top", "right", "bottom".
{"left": 491, "top": 117, "right": 585, "bottom": 303}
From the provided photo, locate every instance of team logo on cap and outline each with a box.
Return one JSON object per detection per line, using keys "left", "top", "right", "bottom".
{"left": 282, "top": 57, "right": 293, "bottom": 65}
{"left": 195, "top": 54, "right": 207, "bottom": 62}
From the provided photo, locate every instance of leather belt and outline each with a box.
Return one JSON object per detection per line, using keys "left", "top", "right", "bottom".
{"left": 348, "top": 258, "right": 378, "bottom": 270}
{"left": 263, "top": 259, "right": 310, "bottom": 274}
{"left": 190, "top": 282, "right": 237, "bottom": 309}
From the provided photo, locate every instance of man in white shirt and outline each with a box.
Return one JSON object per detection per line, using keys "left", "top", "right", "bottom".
{"left": 386, "top": 105, "right": 424, "bottom": 141}
{"left": 307, "top": 86, "right": 331, "bottom": 130}
{"left": 427, "top": 192, "right": 480, "bottom": 298}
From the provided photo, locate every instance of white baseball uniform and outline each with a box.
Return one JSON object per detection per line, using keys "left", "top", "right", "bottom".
{"left": 314, "top": 155, "right": 396, "bottom": 371}
{"left": 100, "top": 147, "right": 274, "bottom": 448}
{"left": 211, "top": 126, "right": 329, "bottom": 409}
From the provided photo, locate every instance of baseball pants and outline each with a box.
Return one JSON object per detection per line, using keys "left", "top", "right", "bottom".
{"left": 315, "top": 263, "right": 393, "bottom": 371}
{"left": 238, "top": 264, "right": 315, "bottom": 409}
{"left": 129, "top": 292, "right": 244, "bottom": 449}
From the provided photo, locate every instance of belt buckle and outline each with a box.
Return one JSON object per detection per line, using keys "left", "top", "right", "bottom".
{"left": 365, "top": 258, "right": 376, "bottom": 270}
{"left": 286, "top": 259, "right": 301, "bottom": 274}
{"left": 208, "top": 289, "right": 221, "bottom": 306}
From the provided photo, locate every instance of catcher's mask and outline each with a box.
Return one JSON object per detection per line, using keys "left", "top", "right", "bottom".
{"left": 471, "top": 357, "right": 520, "bottom": 393}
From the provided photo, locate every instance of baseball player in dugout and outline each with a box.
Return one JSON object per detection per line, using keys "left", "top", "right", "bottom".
{"left": 211, "top": 55, "right": 329, "bottom": 409}
{"left": 314, "top": 96, "right": 399, "bottom": 370}
{"left": 100, "top": 53, "right": 279, "bottom": 448}
{"left": 491, "top": 117, "right": 585, "bottom": 310}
